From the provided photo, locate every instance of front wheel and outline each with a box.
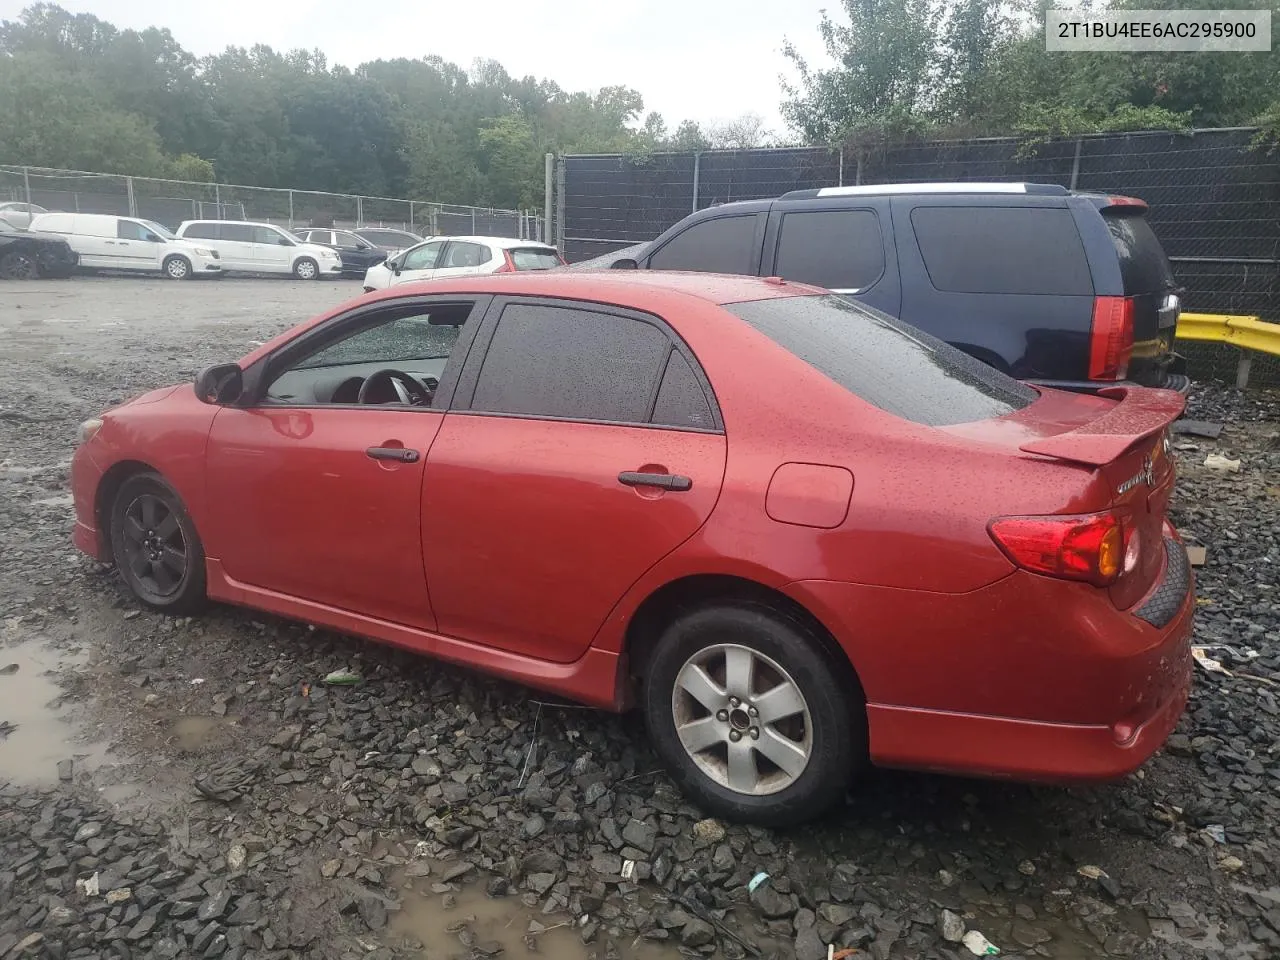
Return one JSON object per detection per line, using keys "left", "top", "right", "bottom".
{"left": 0, "top": 250, "right": 39, "bottom": 280}
{"left": 293, "top": 257, "right": 318, "bottom": 280}
{"left": 163, "top": 255, "right": 191, "bottom": 280}
{"left": 109, "top": 473, "right": 207, "bottom": 613}
{"left": 642, "top": 604, "right": 862, "bottom": 825}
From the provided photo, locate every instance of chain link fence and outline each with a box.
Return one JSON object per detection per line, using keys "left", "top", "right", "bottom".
{"left": 0, "top": 165, "right": 544, "bottom": 241}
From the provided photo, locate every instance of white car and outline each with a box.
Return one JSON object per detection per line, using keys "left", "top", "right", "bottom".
{"left": 0, "top": 202, "right": 48, "bottom": 230}
{"left": 28, "top": 212, "right": 222, "bottom": 279}
{"left": 175, "top": 220, "right": 342, "bottom": 279}
{"left": 362, "top": 236, "right": 565, "bottom": 291}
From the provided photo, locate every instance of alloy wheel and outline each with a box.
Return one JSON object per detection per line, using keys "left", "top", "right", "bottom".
{"left": 671, "top": 642, "right": 813, "bottom": 795}
{"left": 296, "top": 260, "right": 317, "bottom": 279}
{"left": 120, "top": 494, "right": 188, "bottom": 597}
{"left": 0, "top": 252, "right": 38, "bottom": 280}
{"left": 165, "top": 257, "right": 189, "bottom": 279}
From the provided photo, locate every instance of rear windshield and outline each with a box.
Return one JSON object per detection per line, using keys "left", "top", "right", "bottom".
{"left": 510, "top": 248, "right": 562, "bottom": 270}
{"left": 1106, "top": 213, "right": 1175, "bottom": 293}
{"left": 726, "top": 294, "right": 1038, "bottom": 426}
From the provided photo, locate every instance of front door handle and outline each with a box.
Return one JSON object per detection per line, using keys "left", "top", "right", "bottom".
{"left": 618, "top": 471, "right": 692, "bottom": 492}
{"left": 367, "top": 446, "right": 419, "bottom": 463}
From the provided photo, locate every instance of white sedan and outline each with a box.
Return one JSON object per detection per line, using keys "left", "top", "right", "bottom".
{"left": 362, "top": 235, "right": 564, "bottom": 291}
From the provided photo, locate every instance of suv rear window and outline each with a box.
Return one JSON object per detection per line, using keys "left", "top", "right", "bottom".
{"left": 726, "top": 294, "right": 1037, "bottom": 426}
{"left": 511, "top": 248, "right": 563, "bottom": 270}
{"left": 910, "top": 206, "right": 1093, "bottom": 296}
{"left": 1105, "top": 213, "right": 1174, "bottom": 293}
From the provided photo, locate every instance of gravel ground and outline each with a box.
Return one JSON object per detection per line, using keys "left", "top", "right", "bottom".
{"left": 1, "top": 276, "right": 1279, "bottom": 960}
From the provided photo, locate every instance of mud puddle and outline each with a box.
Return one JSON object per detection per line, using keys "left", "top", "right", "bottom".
{"left": 0, "top": 637, "right": 106, "bottom": 786}
{"left": 389, "top": 872, "right": 678, "bottom": 959}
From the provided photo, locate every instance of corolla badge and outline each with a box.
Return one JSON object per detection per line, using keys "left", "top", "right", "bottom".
{"left": 1117, "top": 455, "right": 1155, "bottom": 495}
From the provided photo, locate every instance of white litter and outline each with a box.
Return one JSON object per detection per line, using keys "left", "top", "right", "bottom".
{"left": 189, "top": 678, "right": 206, "bottom": 685}
{"left": 620, "top": 860, "right": 636, "bottom": 881}
{"left": 75, "top": 873, "right": 99, "bottom": 897}
{"left": 1077, "top": 865, "right": 1109, "bottom": 880}
{"left": 1192, "top": 647, "right": 1232, "bottom": 677}
{"left": 1203, "top": 454, "right": 1241, "bottom": 473}
{"left": 962, "top": 930, "right": 1000, "bottom": 955}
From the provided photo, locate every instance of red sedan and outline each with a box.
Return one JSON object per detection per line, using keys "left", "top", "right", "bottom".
{"left": 70, "top": 272, "right": 1194, "bottom": 824}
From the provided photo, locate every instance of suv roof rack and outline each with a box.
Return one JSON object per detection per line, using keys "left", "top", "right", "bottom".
{"left": 779, "top": 182, "right": 1071, "bottom": 200}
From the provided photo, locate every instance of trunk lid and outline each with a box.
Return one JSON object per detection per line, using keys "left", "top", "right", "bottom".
{"left": 944, "top": 385, "right": 1184, "bottom": 607}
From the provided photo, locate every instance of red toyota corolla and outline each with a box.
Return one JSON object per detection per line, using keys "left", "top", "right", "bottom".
{"left": 70, "top": 271, "right": 1194, "bottom": 824}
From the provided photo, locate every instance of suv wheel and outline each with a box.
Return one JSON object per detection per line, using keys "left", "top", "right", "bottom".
{"left": 293, "top": 257, "right": 318, "bottom": 280}
{"left": 109, "top": 473, "right": 207, "bottom": 613}
{"left": 642, "top": 603, "right": 861, "bottom": 825}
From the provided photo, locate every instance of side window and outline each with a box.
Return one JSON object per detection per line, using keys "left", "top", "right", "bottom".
{"left": 335, "top": 231, "right": 363, "bottom": 247}
{"left": 910, "top": 206, "right": 1093, "bottom": 296}
{"left": 651, "top": 351, "right": 715, "bottom": 429}
{"left": 443, "top": 242, "right": 490, "bottom": 268}
{"left": 265, "top": 302, "right": 475, "bottom": 407}
{"left": 774, "top": 209, "right": 885, "bottom": 291}
{"left": 470, "top": 303, "right": 669, "bottom": 423}
{"left": 117, "top": 220, "right": 147, "bottom": 241}
{"left": 648, "top": 215, "right": 758, "bottom": 274}
{"left": 221, "top": 224, "right": 253, "bottom": 242}
{"left": 253, "top": 226, "right": 290, "bottom": 246}
{"left": 183, "top": 223, "right": 218, "bottom": 240}
{"left": 403, "top": 241, "right": 444, "bottom": 271}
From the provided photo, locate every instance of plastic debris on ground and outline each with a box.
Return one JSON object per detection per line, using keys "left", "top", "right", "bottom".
{"left": 747, "top": 871, "right": 770, "bottom": 893}
{"left": 962, "top": 930, "right": 1000, "bottom": 955}
{"left": 322, "top": 669, "right": 361, "bottom": 685}
{"left": 1077, "top": 865, "right": 1109, "bottom": 880}
{"left": 1203, "top": 453, "right": 1242, "bottom": 473}
{"left": 1192, "top": 647, "right": 1233, "bottom": 677}
{"left": 1173, "top": 419, "right": 1224, "bottom": 439}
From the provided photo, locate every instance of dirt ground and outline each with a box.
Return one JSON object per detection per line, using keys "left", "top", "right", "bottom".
{"left": 1, "top": 276, "right": 1278, "bottom": 960}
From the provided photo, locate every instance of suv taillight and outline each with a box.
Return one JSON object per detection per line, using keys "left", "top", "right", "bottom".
{"left": 495, "top": 250, "right": 516, "bottom": 273}
{"left": 989, "top": 511, "right": 1129, "bottom": 587}
{"left": 1089, "top": 296, "right": 1135, "bottom": 380}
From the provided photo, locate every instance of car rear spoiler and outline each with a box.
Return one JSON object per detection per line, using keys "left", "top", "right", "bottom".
{"left": 1019, "top": 387, "right": 1185, "bottom": 467}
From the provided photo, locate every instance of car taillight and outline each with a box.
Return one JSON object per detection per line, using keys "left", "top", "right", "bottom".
{"left": 1088, "top": 296, "right": 1135, "bottom": 381}
{"left": 988, "top": 511, "right": 1127, "bottom": 587}
{"left": 495, "top": 250, "right": 516, "bottom": 273}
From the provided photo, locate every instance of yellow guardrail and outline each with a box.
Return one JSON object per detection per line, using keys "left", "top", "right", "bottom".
{"left": 1177, "top": 311, "right": 1280, "bottom": 388}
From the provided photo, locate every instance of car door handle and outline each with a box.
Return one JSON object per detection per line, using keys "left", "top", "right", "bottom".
{"left": 618, "top": 471, "right": 692, "bottom": 492}
{"left": 367, "top": 446, "right": 420, "bottom": 463}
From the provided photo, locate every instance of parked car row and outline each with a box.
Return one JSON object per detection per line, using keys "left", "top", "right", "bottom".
{"left": 0, "top": 211, "right": 443, "bottom": 281}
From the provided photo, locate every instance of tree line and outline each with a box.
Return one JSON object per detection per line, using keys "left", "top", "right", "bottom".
{"left": 0, "top": 3, "right": 763, "bottom": 208}
{"left": 782, "top": 0, "right": 1280, "bottom": 146}
{"left": 3, "top": 1, "right": 1280, "bottom": 210}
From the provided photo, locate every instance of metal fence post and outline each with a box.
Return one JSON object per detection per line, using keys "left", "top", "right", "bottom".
{"left": 838, "top": 147, "right": 844, "bottom": 187}
{"left": 1237, "top": 351, "right": 1253, "bottom": 389}
{"left": 691, "top": 152, "right": 701, "bottom": 214}
{"left": 1070, "top": 137, "right": 1083, "bottom": 190}
{"left": 126, "top": 177, "right": 137, "bottom": 217}
{"left": 555, "top": 157, "right": 566, "bottom": 254}
{"left": 22, "top": 166, "right": 31, "bottom": 204}
{"left": 214, "top": 183, "right": 221, "bottom": 218}
{"left": 356, "top": 196, "right": 364, "bottom": 227}
{"left": 288, "top": 190, "right": 295, "bottom": 228}
{"left": 855, "top": 153, "right": 863, "bottom": 186}
{"left": 409, "top": 201, "right": 415, "bottom": 233}
{"left": 471, "top": 208, "right": 477, "bottom": 234}
{"left": 544, "top": 154, "right": 555, "bottom": 245}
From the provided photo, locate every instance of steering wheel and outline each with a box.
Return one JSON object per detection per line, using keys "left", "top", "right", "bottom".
{"left": 357, "top": 368, "right": 429, "bottom": 405}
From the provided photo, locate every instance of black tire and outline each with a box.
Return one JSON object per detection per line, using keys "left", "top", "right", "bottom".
{"left": 642, "top": 603, "right": 862, "bottom": 826}
{"left": 109, "top": 473, "right": 207, "bottom": 614}
{"left": 293, "top": 257, "right": 319, "bottom": 280}
{"left": 0, "top": 250, "right": 39, "bottom": 280}
{"left": 162, "top": 255, "right": 192, "bottom": 280}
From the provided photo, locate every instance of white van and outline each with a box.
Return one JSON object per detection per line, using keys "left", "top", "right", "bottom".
{"left": 28, "top": 213, "right": 222, "bottom": 279}
{"left": 175, "top": 220, "right": 343, "bottom": 279}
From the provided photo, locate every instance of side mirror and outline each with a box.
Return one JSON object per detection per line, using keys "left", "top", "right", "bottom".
{"left": 610, "top": 257, "right": 638, "bottom": 270}
{"left": 390, "top": 258, "right": 403, "bottom": 274}
{"left": 194, "top": 363, "right": 243, "bottom": 405}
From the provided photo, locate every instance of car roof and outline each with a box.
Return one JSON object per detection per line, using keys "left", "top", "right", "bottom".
{"left": 369, "top": 269, "right": 819, "bottom": 307}
{"left": 179, "top": 219, "right": 287, "bottom": 229}
{"left": 779, "top": 182, "right": 1071, "bottom": 200}
{"left": 415, "top": 235, "right": 555, "bottom": 250}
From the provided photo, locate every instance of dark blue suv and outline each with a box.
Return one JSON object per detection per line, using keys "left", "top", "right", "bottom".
{"left": 602, "top": 183, "right": 1185, "bottom": 392}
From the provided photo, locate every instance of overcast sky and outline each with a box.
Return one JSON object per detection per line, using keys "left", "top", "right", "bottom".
{"left": 2, "top": 0, "right": 838, "bottom": 134}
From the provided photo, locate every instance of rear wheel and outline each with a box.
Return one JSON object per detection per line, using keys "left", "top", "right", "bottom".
{"left": 642, "top": 603, "right": 862, "bottom": 825}
{"left": 293, "top": 257, "right": 318, "bottom": 280}
{"left": 109, "top": 473, "right": 206, "bottom": 613}
{"left": 0, "top": 250, "right": 39, "bottom": 280}
{"left": 162, "top": 255, "right": 191, "bottom": 280}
